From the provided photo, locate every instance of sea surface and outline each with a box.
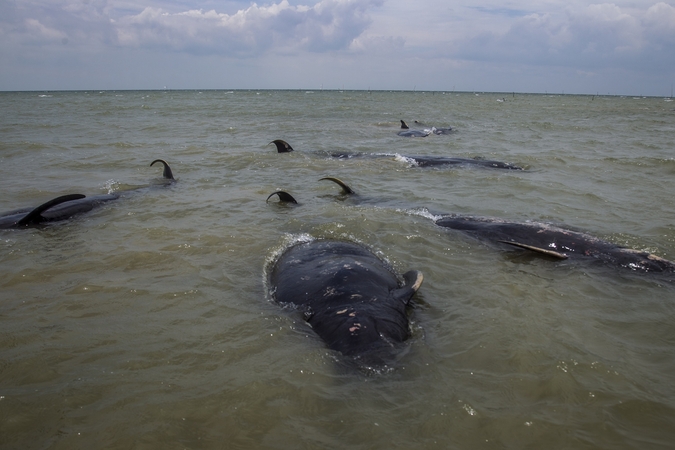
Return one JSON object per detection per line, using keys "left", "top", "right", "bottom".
{"left": 1, "top": 90, "right": 674, "bottom": 449}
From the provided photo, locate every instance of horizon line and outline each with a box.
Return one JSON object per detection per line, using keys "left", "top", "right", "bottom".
{"left": 1, "top": 88, "right": 672, "bottom": 98}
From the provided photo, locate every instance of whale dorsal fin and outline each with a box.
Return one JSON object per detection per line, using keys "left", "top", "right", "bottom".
{"left": 270, "top": 139, "right": 294, "bottom": 153}
{"left": 266, "top": 191, "right": 298, "bottom": 204}
{"left": 390, "top": 270, "right": 424, "bottom": 305}
{"left": 400, "top": 120, "right": 409, "bottom": 129}
{"left": 319, "top": 177, "right": 355, "bottom": 195}
{"left": 499, "top": 240, "right": 569, "bottom": 259}
{"left": 17, "top": 194, "right": 86, "bottom": 226}
{"left": 150, "top": 159, "right": 175, "bottom": 180}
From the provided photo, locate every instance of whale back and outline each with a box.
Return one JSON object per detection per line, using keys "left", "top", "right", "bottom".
{"left": 270, "top": 240, "right": 422, "bottom": 359}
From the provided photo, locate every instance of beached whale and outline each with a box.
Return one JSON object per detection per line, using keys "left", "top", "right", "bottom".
{"left": 397, "top": 120, "right": 429, "bottom": 137}
{"left": 265, "top": 178, "right": 354, "bottom": 206}
{"left": 399, "top": 155, "right": 523, "bottom": 170}
{"left": 0, "top": 159, "right": 175, "bottom": 229}
{"left": 308, "top": 177, "right": 675, "bottom": 275}
{"left": 0, "top": 194, "right": 119, "bottom": 229}
{"left": 269, "top": 239, "right": 423, "bottom": 363}
{"left": 411, "top": 120, "right": 454, "bottom": 135}
{"left": 434, "top": 215, "right": 675, "bottom": 273}
{"left": 269, "top": 139, "right": 523, "bottom": 170}
{"left": 398, "top": 120, "right": 453, "bottom": 137}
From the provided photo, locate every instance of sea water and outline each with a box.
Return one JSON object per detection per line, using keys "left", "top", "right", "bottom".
{"left": 1, "top": 90, "right": 674, "bottom": 449}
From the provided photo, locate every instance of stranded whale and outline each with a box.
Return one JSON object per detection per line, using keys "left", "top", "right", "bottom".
{"left": 411, "top": 120, "right": 454, "bottom": 135}
{"left": 269, "top": 139, "right": 523, "bottom": 170}
{"left": 309, "top": 178, "right": 675, "bottom": 275}
{"left": 398, "top": 120, "right": 453, "bottom": 137}
{"left": 269, "top": 239, "right": 423, "bottom": 363}
{"left": 0, "top": 159, "right": 175, "bottom": 229}
{"left": 397, "top": 120, "right": 430, "bottom": 138}
{"left": 434, "top": 215, "right": 675, "bottom": 273}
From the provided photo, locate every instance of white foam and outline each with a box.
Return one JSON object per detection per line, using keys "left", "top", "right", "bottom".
{"left": 393, "top": 154, "right": 419, "bottom": 166}
{"left": 103, "top": 179, "right": 120, "bottom": 194}
{"left": 401, "top": 207, "right": 443, "bottom": 222}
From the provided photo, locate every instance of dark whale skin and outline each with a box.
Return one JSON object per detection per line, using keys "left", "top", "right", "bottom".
{"left": 269, "top": 240, "right": 423, "bottom": 359}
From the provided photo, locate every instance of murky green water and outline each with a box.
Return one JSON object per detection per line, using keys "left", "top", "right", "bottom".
{"left": 1, "top": 90, "right": 674, "bottom": 449}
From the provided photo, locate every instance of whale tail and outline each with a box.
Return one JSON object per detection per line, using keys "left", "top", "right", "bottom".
{"left": 17, "top": 194, "right": 86, "bottom": 226}
{"left": 319, "top": 177, "right": 355, "bottom": 195}
{"left": 270, "top": 139, "right": 294, "bottom": 153}
{"left": 266, "top": 191, "right": 298, "bottom": 204}
{"left": 150, "top": 159, "right": 175, "bottom": 180}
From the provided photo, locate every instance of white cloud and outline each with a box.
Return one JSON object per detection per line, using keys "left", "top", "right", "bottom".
{"left": 0, "top": 1, "right": 673, "bottom": 94}
{"left": 0, "top": 0, "right": 384, "bottom": 56}
{"left": 451, "top": 2, "right": 675, "bottom": 72}
{"left": 644, "top": 2, "right": 675, "bottom": 45}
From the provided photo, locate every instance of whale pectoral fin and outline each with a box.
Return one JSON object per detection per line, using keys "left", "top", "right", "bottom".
{"left": 499, "top": 240, "right": 568, "bottom": 259}
{"left": 270, "top": 139, "right": 294, "bottom": 153}
{"left": 390, "top": 270, "right": 424, "bottom": 305}
{"left": 266, "top": 191, "right": 298, "bottom": 204}
{"left": 17, "top": 194, "right": 86, "bottom": 226}
{"left": 150, "top": 159, "right": 175, "bottom": 180}
{"left": 318, "top": 177, "right": 355, "bottom": 195}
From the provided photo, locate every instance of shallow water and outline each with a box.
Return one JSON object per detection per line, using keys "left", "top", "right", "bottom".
{"left": 1, "top": 90, "right": 675, "bottom": 449}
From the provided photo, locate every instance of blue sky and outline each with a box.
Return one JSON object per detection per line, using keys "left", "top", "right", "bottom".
{"left": 1, "top": 0, "right": 673, "bottom": 95}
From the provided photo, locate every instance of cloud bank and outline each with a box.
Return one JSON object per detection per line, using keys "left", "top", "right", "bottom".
{"left": 1, "top": 0, "right": 384, "bottom": 55}
{"left": 0, "top": 0, "right": 673, "bottom": 94}
{"left": 454, "top": 2, "right": 675, "bottom": 72}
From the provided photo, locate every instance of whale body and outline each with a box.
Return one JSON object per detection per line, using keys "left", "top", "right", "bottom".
{"left": 0, "top": 194, "right": 121, "bottom": 229}
{"left": 269, "top": 239, "right": 423, "bottom": 363}
{"left": 435, "top": 215, "right": 675, "bottom": 273}
{"left": 291, "top": 177, "right": 674, "bottom": 275}
{"left": 410, "top": 120, "right": 454, "bottom": 135}
{"left": 0, "top": 159, "right": 175, "bottom": 229}
{"left": 397, "top": 120, "right": 429, "bottom": 137}
{"left": 270, "top": 139, "right": 523, "bottom": 170}
{"left": 402, "top": 155, "right": 523, "bottom": 170}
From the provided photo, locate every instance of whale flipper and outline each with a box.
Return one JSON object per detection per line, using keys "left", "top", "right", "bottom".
{"left": 270, "top": 139, "right": 294, "bottom": 153}
{"left": 150, "top": 159, "right": 175, "bottom": 180}
{"left": 389, "top": 270, "right": 424, "bottom": 304}
{"left": 266, "top": 191, "right": 298, "bottom": 204}
{"left": 16, "top": 194, "right": 86, "bottom": 227}
{"left": 499, "top": 240, "right": 569, "bottom": 259}
{"left": 319, "top": 177, "right": 355, "bottom": 195}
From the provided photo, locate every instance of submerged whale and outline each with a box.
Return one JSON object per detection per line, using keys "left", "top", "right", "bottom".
{"left": 306, "top": 177, "right": 675, "bottom": 275}
{"left": 411, "top": 120, "right": 454, "bottom": 135}
{"left": 434, "top": 215, "right": 675, "bottom": 273}
{"left": 269, "top": 239, "right": 423, "bottom": 363}
{"left": 0, "top": 159, "right": 175, "bottom": 229}
{"left": 398, "top": 120, "right": 453, "bottom": 137}
{"left": 269, "top": 139, "right": 524, "bottom": 170}
{"left": 399, "top": 155, "right": 523, "bottom": 170}
{"left": 397, "top": 120, "right": 429, "bottom": 137}
{"left": 0, "top": 193, "right": 120, "bottom": 229}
